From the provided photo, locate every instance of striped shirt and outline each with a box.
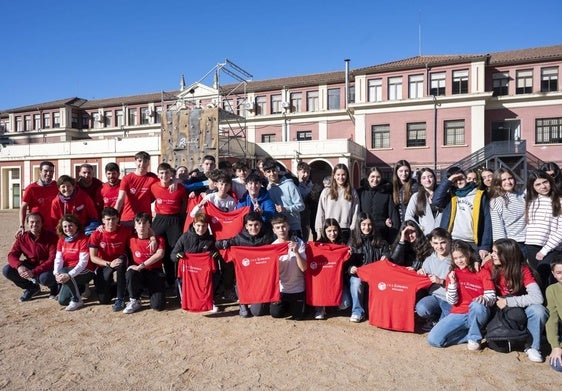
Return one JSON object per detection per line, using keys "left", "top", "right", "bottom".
{"left": 525, "top": 195, "right": 562, "bottom": 255}
{"left": 489, "top": 192, "right": 526, "bottom": 242}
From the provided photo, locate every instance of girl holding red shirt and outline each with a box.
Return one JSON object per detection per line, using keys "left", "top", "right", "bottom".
{"left": 53, "top": 214, "right": 95, "bottom": 311}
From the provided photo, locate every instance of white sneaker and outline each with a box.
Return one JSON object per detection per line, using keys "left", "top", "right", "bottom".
{"left": 65, "top": 300, "right": 84, "bottom": 311}
{"left": 349, "top": 314, "right": 364, "bottom": 323}
{"left": 525, "top": 348, "right": 543, "bottom": 363}
{"left": 467, "top": 340, "right": 480, "bottom": 351}
{"left": 314, "top": 307, "right": 326, "bottom": 320}
{"left": 211, "top": 304, "right": 219, "bottom": 313}
{"left": 123, "top": 299, "right": 142, "bottom": 314}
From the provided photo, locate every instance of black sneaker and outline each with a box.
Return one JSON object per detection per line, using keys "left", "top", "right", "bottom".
{"left": 19, "top": 285, "right": 41, "bottom": 302}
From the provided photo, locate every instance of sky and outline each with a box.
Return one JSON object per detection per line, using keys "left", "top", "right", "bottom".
{"left": 1, "top": 0, "right": 561, "bottom": 110}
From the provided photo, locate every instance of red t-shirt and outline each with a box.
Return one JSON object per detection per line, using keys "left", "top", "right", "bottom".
{"left": 129, "top": 235, "right": 165, "bottom": 270}
{"left": 357, "top": 260, "right": 432, "bottom": 332}
{"left": 227, "top": 243, "right": 286, "bottom": 304}
{"left": 305, "top": 242, "right": 350, "bottom": 306}
{"left": 446, "top": 268, "right": 495, "bottom": 314}
{"left": 22, "top": 181, "right": 59, "bottom": 231}
{"left": 483, "top": 262, "right": 536, "bottom": 297}
{"left": 178, "top": 253, "right": 217, "bottom": 312}
{"left": 183, "top": 195, "right": 202, "bottom": 232}
{"left": 151, "top": 182, "right": 186, "bottom": 215}
{"left": 51, "top": 189, "right": 99, "bottom": 228}
{"left": 206, "top": 204, "right": 250, "bottom": 240}
{"left": 88, "top": 225, "right": 131, "bottom": 261}
{"left": 101, "top": 181, "right": 121, "bottom": 208}
{"left": 56, "top": 233, "right": 95, "bottom": 271}
{"left": 119, "top": 172, "right": 158, "bottom": 221}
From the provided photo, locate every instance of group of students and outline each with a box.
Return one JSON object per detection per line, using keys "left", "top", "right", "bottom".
{"left": 4, "top": 152, "right": 562, "bottom": 372}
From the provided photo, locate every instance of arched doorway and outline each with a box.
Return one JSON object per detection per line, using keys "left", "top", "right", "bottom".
{"left": 309, "top": 160, "right": 332, "bottom": 188}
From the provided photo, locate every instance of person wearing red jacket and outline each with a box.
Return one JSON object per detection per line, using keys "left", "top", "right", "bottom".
{"left": 3, "top": 212, "right": 58, "bottom": 301}
{"left": 51, "top": 175, "right": 100, "bottom": 232}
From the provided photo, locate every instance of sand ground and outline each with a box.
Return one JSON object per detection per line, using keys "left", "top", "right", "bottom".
{"left": 0, "top": 210, "right": 559, "bottom": 390}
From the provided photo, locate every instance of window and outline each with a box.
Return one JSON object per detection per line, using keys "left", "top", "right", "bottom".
{"left": 271, "top": 94, "right": 282, "bottom": 114}
{"left": 256, "top": 96, "right": 267, "bottom": 115}
{"left": 444, "top": 120, "right": 465, "bottom": 145}
{"left": 536, "top": 117, "right": 562, "bottom": 144}
{"left": 223, "top": 99, "right": 235, "bottom": 113}
{"left": 290, "top": 92, "right": 302, "bottom": 113}
{"left": 16, "top": 116, "right": 22, "bottom": 132}
{"left": 541, "top": 67, "right": 558, "bottom": 93}
{"left": 93, "top": 113, "right": 103, "bottom": 129}
{"left": 492, "top": 72, "right": 509, "bottom": 96}
{"left": 406, "top": 122, "right": 426, "bottom": 147}
{"left": 116, "top": 110, "right": 124, "bottom": 127}
{"left": 371, "top": 124, "right": 390, "bottom": 148}
{"left": 296, "top": 130, "right": 312, "bottom": 141}
{"left": 155, "top": 107, "right": 162, "bottom": 124}
{"left": 71, "top": 113, "right": 79, "bottom": 129}
{"left": 140, "top": 107, "right": 150, "bottom": 125}
{"left": 349, "top": 86, "right": 355, "bottom": 103}
{"left": 104, "top": 111, "right": 113, "bottom": 127}
{"left": 53, "top": 113, "right": 61, "bottom": 128}
{"left": 128, "top": 108, "right": 137, "bottom": 126}
{"left": 0, "top": 120, "right": 6, "bottom": 133}
{"left": 327, "top": 88, "right": 340, "bottom": 110}
{"left": 261, "top": 133, "right": 276, "bottom": 143}
{"left": 452, "top": 70, "right": 468, "bottom": 94}
{"left": 516, "top": 70, "right": 533, "bottom": 94}
{"left": 307, "top": 91, "right": 319, "bottom": 112}
{"left": 430, "top": 72, "right": 446, "bottom": 96}
{"left": 409, "top": 74, "right": 424, "bottom": 99}
{"left": 34, "top": 114, "right": 41, "bottom": 130}
{"left": 43, "top": 113, "right": 51, "bottom": 129}
{"left": 388, "top": 77, "right": 403, "bottom": 100}
{"left": 24, "top": 115, "right": 31, "bottom": 131}
{"left": 81, "top": 114, "right": 89, "bottom": 129}
{"left": 237, "top": 98, "right": 246, "bottom": 117}
{"left": 368, "top": 79, "right": 382, "bottom": 102}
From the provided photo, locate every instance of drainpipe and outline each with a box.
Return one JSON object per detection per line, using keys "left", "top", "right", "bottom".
{"left": 344, "top": 59, "right": 350, "bottom": 110}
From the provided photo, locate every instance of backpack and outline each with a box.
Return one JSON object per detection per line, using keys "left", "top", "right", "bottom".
{"left": 485, "top": 307, "right": 530, "bottom": 353}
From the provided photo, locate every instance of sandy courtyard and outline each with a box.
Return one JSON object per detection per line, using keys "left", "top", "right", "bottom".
{"left": 0, "top": 210, "right": 559, "bottom": 390}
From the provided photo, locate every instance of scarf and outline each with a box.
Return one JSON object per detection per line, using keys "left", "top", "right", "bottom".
{"left": 453, "top": 182, "right": 476, "bottom": 198}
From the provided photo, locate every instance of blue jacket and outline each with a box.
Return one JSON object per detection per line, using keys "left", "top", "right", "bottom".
{"left": 433, "top": 179, "right": 492, "bottom": 251}
{"left": 236, "top": 187, "right": 275, "bottom": 222}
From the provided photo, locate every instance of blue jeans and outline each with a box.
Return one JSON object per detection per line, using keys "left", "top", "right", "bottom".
{"left": 526, "top": 304, "right": 548, "bottom": 350}
{"left": 349, "top": 276, "right": 365, "bottom": 317}
{"left": 415, "top": 295, "right": 452, "bottom": 321}
{"left": 427, "top": 301, "right": 490, "bottom": 347}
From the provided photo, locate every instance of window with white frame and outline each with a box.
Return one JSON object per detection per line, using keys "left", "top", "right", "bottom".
{"left": 388, "top": 77, "right": 403, "bottom": 100}
{"left": 34, "top": 114, "right": 41, "bottom": 130}
{"left": 516, "top": 69, "right": 533, "bottom": 94}
{"left": 536, "top": 117, "right": 562, "bottom": 144}
{"left": 444, "top": 120, "right": 465, "bottom": 145}
{"left": 43, "top": 113, "right": 51, "bottom": 129}
{"left": 371, "top": 124, "right": 390, "bottom": 148}
{"left": 290, "top": 92, "right": 302, "bottom": 113}
{"left": 256, "top": 96, "right": 267, "bottom": 115}
{"left": 71, "top": 112, "right": 79, "bottom": 129}
{"left": 406, "top": 122, "right": 426, "bottom": 147}
{"left": 16, "top": 116, "right": 22, "bottom": 132}
{"left": 104, "top": 111, "right": 113, "bottom": 127}
{"left": 53, "top": 112, "right": 60, "bottom": 128}
{"left": 116, "top": 110, "right": 124, "bottom": 127}
{"left": 296, "top": 130, "right": 312, "bottom": 141}
{"left": 327, "top": 88, "right": 340, "bottom": 110}
{"left": 261, "top": 133, "right": 276, "bottom": 143}
{"left": 430, "top": 72, "right": 446, "bottom": 96}
{"left": 140, "top": 107, "right": 150, "bottom": 124}
{"left": 271, "top": 94, "right": 282, "bottom": 114}
{"left": 368, "top": 79, "right": 382, "bottom": 102}
{"left": 155, "top": 107, "right": 162, "bottom": 124}
{"left": 349, "top": 86, "right": 355, "bottom": 103}
{"left": 409, "top": 74, "right": 424, "bottom": 99}
{"left": 452, "top": 70, "right": 468, "bottom": 94}
{"left": 492, "top": 72, "right": 509, "bottom": 96}
{"left": 541, "top": 67, "right": 558, "bottom": 93}
{"left": 24, "top": 115, "right": 31, "bottom": 131}
{"left": 128, "top": 108, "right": 137, "bottom": 126}
{"left": 307, "top": 91, "right": 319, "bottom": 112}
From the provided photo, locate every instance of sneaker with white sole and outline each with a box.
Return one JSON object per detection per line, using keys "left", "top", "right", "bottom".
{"left": 349, "top": 314, "right": 364, "bottom": 323}
{"left": 525, "top": 348, "right": 543, "bottom": 363}
{"left": 123, "top": 298, "right": 142, "bottom": 314}
{"left": 65, "top": 300, "right": 84, "bottom": 311}
{"left": 467, "top": 340, "right": 480, "bottom": 351}
{"left": 210, "top": 304, "right": 219, "bottom": 313}
{"left": 19, "top": 285, "right": 41, "bottom": 302}
{"left": 314, "top": 307, "right": 326, "bottom": 320}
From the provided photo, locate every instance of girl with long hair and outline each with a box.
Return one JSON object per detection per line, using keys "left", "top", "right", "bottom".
{"left": 392, "top": 160, "right": 418, "bottom": 224}
{"left": 315, "top": 163, "right": 359, "bottom": 244}
{"left": 404, "top": 167, "right": 441, "bottom": 234}
{"left": 387, "top": 220, "right": 432, "bottom": 271}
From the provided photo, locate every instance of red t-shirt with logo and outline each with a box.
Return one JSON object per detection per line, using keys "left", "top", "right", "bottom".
{"left": 446, "top": 267, "right": 494, "bottom": 314}
{"left": 227, "top": 243, "right": 286, "bottom": 304}
{"left": 357, "top": 260, "right": 432, "bottom": 332}
{"left": 22, "top": 181, "right": 59, "bottom": 231}
{"left": 129, "top": 235, "right": 165, "bottom": 270}
{"left": 56, "top": 233, "right": 95, "bottom": 271}
{"left": 305, "top": 242, "right": 350, "bottom": 306}
{"left": 101, "top": 181, "right": 121, "bottom": 208}
{"left": 205, "top": 204, "right": 250, "bottom": 240}
{"left": 119, "top": 172, "right": 158, "bottom": 221}
{"left": 151, "top": 182, "right": 187, "bottom": 215}
{"left": 88, "top": 225, "right": 131, "bottom": 261}
{"left": 178, "top": 253, "right": 217, "bottom": 312}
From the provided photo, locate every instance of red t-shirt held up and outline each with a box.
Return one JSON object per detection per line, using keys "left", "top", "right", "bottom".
{"left": 178, "top": 253, "right": 217, "bottom": 312}
{"left": 305, "top": 242, "right": 350, "bottom": 306}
